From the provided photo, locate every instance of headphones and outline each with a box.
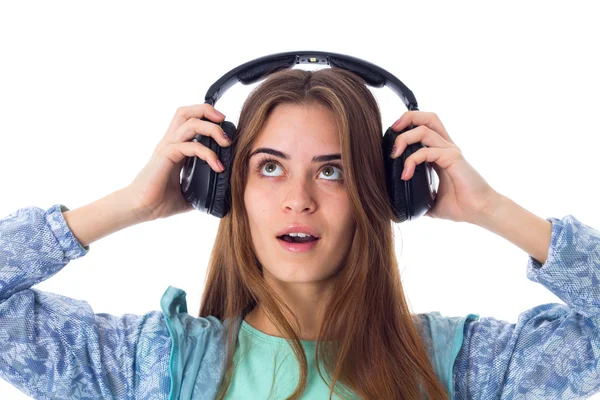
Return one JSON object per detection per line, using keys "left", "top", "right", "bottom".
{"left": 180, "top": 51, "right": 438, "bottom": 223}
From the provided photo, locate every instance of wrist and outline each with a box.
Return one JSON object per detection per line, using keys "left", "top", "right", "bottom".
{"left": 117, "top": 186, "right": 153, "bottom": 224}
{"left": 470, "top": 191, "right": 511, "bottom": 228}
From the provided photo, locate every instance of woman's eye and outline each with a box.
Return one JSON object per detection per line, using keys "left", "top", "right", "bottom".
{"left": 319, "top": 165, "right": 343, "bottom": 180}
{"left": 261, "top": 162, "right": 282, "bottom": 176}
{"left": 260, "top": 161, "right": 342, "bottom": 181}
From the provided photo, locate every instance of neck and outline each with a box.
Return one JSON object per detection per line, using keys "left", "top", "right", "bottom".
{"left": 243, "top": 300, "right": 327, "bottom": 341}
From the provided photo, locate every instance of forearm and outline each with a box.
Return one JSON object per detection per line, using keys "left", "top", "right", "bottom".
{"left": 472, "top": 193, "right": 553, "bottom": 264}
{"left": 62, "top": 188, "right": 149, "bottom": 248}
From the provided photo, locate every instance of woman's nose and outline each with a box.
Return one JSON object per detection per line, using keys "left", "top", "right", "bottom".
{"left": 281, "top": 179, "right": 316, "bottom": 213}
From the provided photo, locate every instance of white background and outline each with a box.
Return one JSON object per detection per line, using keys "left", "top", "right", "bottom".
{"left": 1, "top": 1, "right": 599, "bottom": 398}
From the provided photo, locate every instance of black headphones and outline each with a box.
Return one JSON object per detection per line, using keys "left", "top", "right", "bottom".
{"left": 180, "top": 51, "right": 438, "bottom": 223}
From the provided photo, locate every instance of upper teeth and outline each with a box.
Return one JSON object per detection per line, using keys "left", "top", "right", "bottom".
{"left": 286, "top": 232, "right": 313, "bottom": 238}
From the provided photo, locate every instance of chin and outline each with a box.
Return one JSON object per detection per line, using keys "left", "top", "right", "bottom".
{"left": 263, "top": 263, "right": 337, "bottom": 284}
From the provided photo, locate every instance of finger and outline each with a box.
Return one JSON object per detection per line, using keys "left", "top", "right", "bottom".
{"left": 162, "top": 141, "right": 225, "bottom": 172}
{"left": 165, "top": 104, "right": 226, "bottom": 138}
{"left": 390, "top": 125, "right": 454, "bottom": 159}
{"left": 402, "top": 147, "right": 462, "bottom": 180}
{"left": 391, "top": 111, "right": 453, "bottom": 144}
{"left": 168, "top": 118, "right": 232, "bottom": 147}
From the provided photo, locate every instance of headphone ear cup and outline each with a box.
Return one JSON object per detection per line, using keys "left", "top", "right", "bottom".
{"left": 382, "top": 125, "right": 438, "bottom": 223}
{"left": 382, "top": 126, "right": 410, "bottom": 222}
{"left": 180, "top": 119, "right": 236, "bottom": 217}
{"left": 209, "top": 121, "right": 236, "bottom": 218}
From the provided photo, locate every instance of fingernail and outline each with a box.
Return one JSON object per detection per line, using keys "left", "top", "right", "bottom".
{"left": 223, "top": 131, "right": 231, "bottom": 141}
{"left": 217, "top": 160, "right": 225, "bottom": 171}
{"left": 215, "top": 110, "right": 226, "bottom": 118}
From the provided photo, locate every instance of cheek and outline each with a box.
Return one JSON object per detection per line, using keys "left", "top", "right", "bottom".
{"left": 341, "top": 200, "right": 356, "bottom": 238}
{"left": 325, "top": 196, "right": 355, "bottom": 233}
{"left": 245, "top": 185, "right": 274, "bottom": 220}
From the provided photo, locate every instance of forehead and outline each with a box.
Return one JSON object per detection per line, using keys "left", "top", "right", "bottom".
{"left": 253, "top": 103, "right": 340, "bottom": 149}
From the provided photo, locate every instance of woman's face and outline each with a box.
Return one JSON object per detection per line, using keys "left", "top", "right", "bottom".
{"left": 244, "top": 103, "right": 356, "bottom": 285}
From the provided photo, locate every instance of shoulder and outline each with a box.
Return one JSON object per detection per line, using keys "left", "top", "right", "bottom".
{"left": 412, "top": 311, "right": 480, "bottom": 397}
{"left": 412, "top": 311, "right": 480, "bottom": 346}
{"left": 160, "top": 285, "right": 231, "bottom": 333}
{"left": 159, "top": 285, "right": 241, "bottom": 398}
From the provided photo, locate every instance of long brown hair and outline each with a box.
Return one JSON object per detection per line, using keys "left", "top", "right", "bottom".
{"left": 199, "top": 67, "right": 448, "bottom": 400}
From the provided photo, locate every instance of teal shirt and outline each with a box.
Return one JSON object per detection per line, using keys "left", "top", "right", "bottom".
{"left": 224, "top": 319, "right": 357, "bottom": 399}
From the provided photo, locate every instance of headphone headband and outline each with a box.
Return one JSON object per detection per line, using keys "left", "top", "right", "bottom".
{"left": 204, "top": 50, "right": 419, "bottom": 111}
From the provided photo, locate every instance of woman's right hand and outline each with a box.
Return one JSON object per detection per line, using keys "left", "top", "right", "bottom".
{"left": 126, "top": 104, "right": 233, "bottom": 222}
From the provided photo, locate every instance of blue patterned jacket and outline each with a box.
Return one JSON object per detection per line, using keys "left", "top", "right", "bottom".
{"left": 0, "top": 204, "right": 599, "bottom": 399}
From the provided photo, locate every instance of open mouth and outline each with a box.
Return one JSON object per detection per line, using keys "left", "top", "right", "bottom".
{"left": 277, "top": 234, "right": 319, "bottom": 244}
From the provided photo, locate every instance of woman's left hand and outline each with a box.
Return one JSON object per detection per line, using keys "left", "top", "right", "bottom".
{"left": 390, "top": 111, "right": 499, "bottom": 224}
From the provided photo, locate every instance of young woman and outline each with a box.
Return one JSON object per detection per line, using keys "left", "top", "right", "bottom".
{"left": 1, "top": 68, "right": 598, "bottom": 399}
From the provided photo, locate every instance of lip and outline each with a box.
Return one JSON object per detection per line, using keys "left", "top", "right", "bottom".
{"left": 277, "top": 236, "right": 320, "bottom": 253}
{"left": 276, "top": 225, "right": 320, "bottom": 238}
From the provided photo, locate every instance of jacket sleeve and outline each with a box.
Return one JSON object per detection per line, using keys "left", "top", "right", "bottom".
{"left": 0, "top": 204, "right": 172, "bottom": 400}
{"left": 452, "top": 214, "right": 600, "bottom": 400}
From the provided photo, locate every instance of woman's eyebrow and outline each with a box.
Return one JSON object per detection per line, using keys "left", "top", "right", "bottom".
{"left": 249, "top": 147, "right": 341, "bottom": 163}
